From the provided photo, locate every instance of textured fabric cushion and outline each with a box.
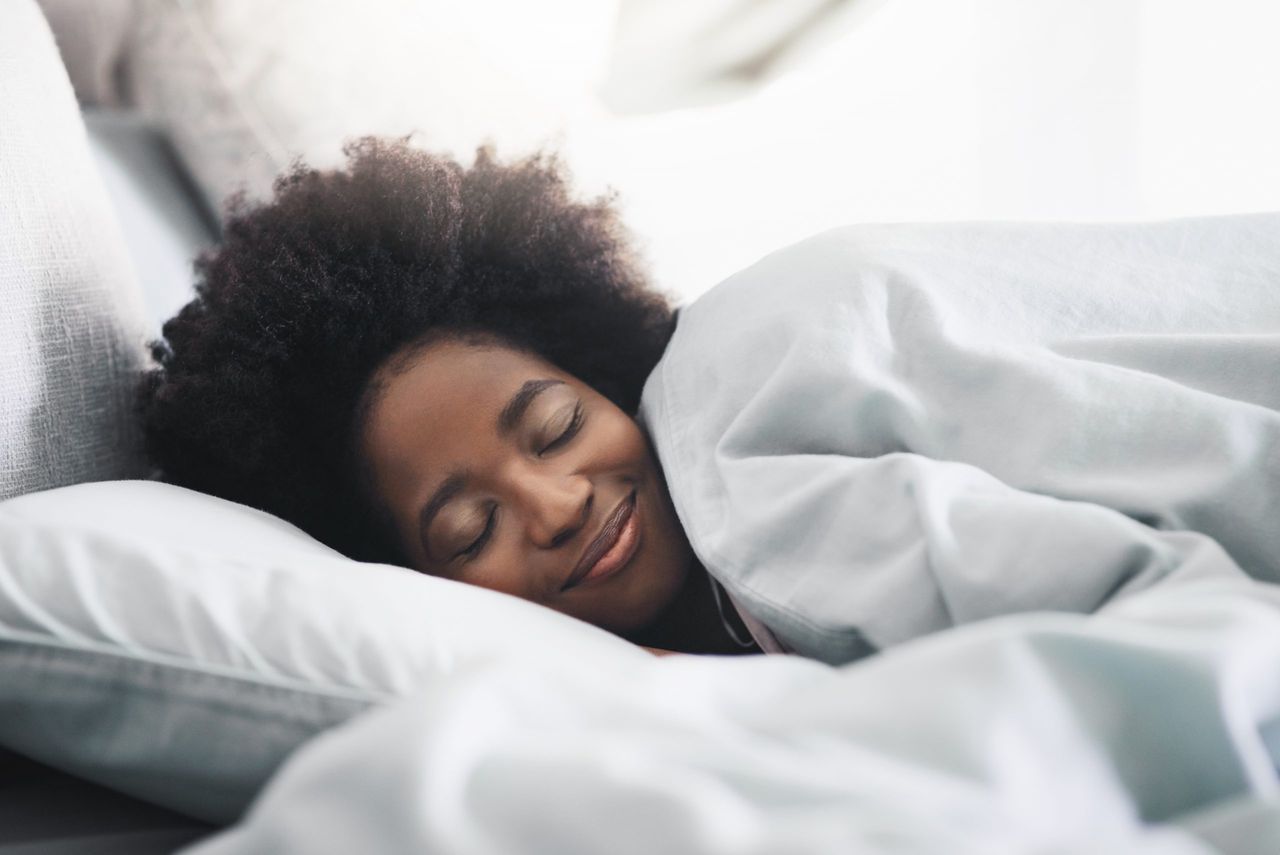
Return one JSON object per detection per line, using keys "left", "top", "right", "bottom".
{"left": 123, "top": 0, "right": 618, "bottom": 216}
{"left": 0, "top": 0, "right": 150, "bottom": 500}
{"left": 0, "top": 480, "right": 642, "bottom": 824}
{"left": 35, "top": 0, "right": 136, "bottom": 106}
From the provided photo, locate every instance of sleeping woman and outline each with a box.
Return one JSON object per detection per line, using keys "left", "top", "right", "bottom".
{"left": 139, "top": 139, "right": 1280, "bottom": 663}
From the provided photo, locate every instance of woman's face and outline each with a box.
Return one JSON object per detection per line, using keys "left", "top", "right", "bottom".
{"left": 360, "top": 338, "right": 696, "bottom": 635}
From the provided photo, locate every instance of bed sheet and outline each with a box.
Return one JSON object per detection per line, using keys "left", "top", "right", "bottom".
{"left": 0, "top": 748, "right": 211, "bottom": 854}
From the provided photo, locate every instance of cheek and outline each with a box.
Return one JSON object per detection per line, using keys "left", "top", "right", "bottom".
{"left": 590, "top": 411, "right": 649, "bottom": 470}
{"left": 457, "top": 533, "right": 546, "bottom": 600}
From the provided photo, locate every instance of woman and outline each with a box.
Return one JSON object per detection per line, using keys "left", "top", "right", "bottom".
{"left": 140, "top": 138, "right": 746, "bottom": 655}
{"left": 140, "top": 139, "right": 1280, "bottom": 663}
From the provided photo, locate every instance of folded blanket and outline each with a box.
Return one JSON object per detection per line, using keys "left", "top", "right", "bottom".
{"left": 640, "top": 214, "right": 1280, "bottom": 663}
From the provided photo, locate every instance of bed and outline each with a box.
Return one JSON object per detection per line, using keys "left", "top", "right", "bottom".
{"left": 3, "top": 1, "right": 1280, "bottom": 853}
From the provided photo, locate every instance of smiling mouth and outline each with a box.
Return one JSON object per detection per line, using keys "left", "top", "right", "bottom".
{"left": 562, "top": 490, "right": 640, "bottom": 591}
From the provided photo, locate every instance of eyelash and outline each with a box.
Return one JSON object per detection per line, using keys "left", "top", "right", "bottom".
{"left": 456, "top": 403, "right": 584, "bottom": 562}
{"left": 538, "top": 403, "right": 584, "bottom": 456}
{"left": 458, "top": 505, "right": 496, "bottom": 560}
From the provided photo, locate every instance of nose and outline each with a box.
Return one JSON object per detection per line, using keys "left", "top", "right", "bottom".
{"left": 506, "top": 465, "right": 592, "bottom": 549}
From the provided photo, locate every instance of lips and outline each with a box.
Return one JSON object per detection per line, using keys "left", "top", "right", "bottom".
{"left": 562, "top": 490, "right": 640, "bottom": 591}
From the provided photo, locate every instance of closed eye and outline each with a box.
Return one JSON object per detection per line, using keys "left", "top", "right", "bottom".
{"left": 456, "top": 505, "right": 496, "bottom": 560}
{"left": 538, "top": 403, "right": 583, "bottom": 456}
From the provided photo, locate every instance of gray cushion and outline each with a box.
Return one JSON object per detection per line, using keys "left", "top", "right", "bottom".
{"left": 84, "top": 108, "right": 218, "bottom": 329}
{"left": 0, "top": 0, "right": 151, "bottom": 500}
{"left": 34, "top": 0, "right": 136, "bottom": 107}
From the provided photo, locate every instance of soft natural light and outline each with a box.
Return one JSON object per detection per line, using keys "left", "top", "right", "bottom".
{"left": 563, "top": 0, "right": 1280, "bottom": 301}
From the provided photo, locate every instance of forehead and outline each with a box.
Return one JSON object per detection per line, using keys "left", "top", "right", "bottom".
{"left": 360, "top": 339, "right": 566, "bottom": 493}
{"left": 374, "top": 339, "right": 558, "bottom": 417}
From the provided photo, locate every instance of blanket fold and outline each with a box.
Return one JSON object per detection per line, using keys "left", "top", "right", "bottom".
{"left": 641, "top": 215, "right": 1280, "bottom": 662}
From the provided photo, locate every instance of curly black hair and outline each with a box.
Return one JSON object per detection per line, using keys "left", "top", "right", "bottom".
{"left": 138, "top": 138, "right": 676, "bottom": 564}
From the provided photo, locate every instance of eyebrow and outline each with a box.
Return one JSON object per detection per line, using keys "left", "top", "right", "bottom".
{"left": 497, "top": 378, "right": 565, "bottom": 436}
{"left": 418, "top": 378, "right": 565, "bottom": 560}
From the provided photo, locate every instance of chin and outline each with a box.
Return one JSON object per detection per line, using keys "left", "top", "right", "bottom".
{"left": 622, "top": 559, "right": 693, "bottom": 635}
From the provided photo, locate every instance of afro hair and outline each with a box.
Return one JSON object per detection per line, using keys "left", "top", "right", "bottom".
{"left": 138, "top": 138, "right": 676, "bottom": 564}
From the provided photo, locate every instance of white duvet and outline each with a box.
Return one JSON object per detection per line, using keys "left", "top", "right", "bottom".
{"left": 185, "top": 577, "right": 1280, "bottom": 854}
{"left": 641, "top": 214, "right": 1280, "bottom": 662}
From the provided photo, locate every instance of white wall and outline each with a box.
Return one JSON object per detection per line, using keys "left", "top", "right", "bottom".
{"left": 569, "top": 0, "right": 1280, "bottom": 302}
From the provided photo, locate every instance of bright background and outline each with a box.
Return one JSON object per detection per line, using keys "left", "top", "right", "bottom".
{"left": 53, "top": 0, "right": 1280, "bottom": 306}
{"left": 568, "top": 0, "right": 1280, "bottom": 300}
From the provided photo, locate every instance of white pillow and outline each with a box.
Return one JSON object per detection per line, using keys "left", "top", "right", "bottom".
{"left": 123, "top": 0, "right": 619, "bottom": 215}
{"left": 0, "top": 480, "right": 642, "bottom": 824}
